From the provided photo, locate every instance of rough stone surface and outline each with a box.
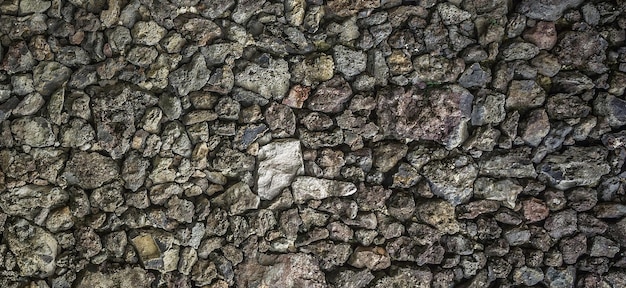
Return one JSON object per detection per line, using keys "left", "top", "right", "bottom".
{"left": 1, "top": 1, "right": 624, "bottom": 287}
{"left": 62, "top": 151, "right": 120, "bottom": 189}
{"left": 257, "top": 139, "right": 304, "bottom": 200}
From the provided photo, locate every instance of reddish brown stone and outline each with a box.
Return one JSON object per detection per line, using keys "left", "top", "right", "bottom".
{"left": 283, "top": 85, "right": 311, "bottom": 109}
{"left": 522, "top": 198, "right": 550, "bottom": 223}
{"left": 523, "top": 21, "right": 558, "bottom": 50}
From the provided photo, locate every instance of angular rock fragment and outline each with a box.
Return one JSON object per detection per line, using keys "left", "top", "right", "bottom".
{"left": 0, "top": 185, "right": 68, "bottom": 220}
{"left": 169, "top": 53, "right": 210, "bottom": 96}
{"left": 235, "top": 58, "right": 290, "bottom": 99}
{"left": 422, "top": 155, "right": 477, "bottom": 205}
{"left": 538, "top": 146, "right": 610, "bottom": 190}
{"left": 257, "top": 139, "right": 304, "bottom": 200}
{"left": 62, "top": 151, "right": 120, "bottom": 189}
{"left": 291, "top": 176, "right": 357, "bottom": 203}
{"left": 474, "top": 178, "right": 523, "bottom": 208}
{"left": 377, "top": 85, "right": 473, "bottom": 149}
{"left": 11, "top": 116, "right": 55, "bottom": 147}
{"left": 213, "top": 182, "right": 260, "bottom": 215}
{"left": 416, "top": 199, "right": 460, "bottom": 234}
{"left": 5, "top": 219, "right": 58, "bottom": 277}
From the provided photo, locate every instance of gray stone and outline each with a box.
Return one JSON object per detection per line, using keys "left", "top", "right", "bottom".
{"left": 265, "top": 103, "right": 296, "bottom": 137}
{"left": 521, "top": 109, "right": 550, "bottom": 147}
{"left": 12, "top": 93, "right": 44, "bottom": 116}
{"left": 306, "top": 75, "right": 353, "bottom": 113}
{"left": 60, "top": 118, "right": 95, "bottom": 148}
{"left": 75, "top": 267, "right": 155, "bottom": 288}
{"left": 127, "top": 46, "right": 159, "bottom": 68}
{"left": 437, "top": 3, "right": 471, "bottom": 25}
{"left": 471, "top": 92, "right": 506, "bottom": 125}
{"left": 169, "top": 53, "right": 210, "bottom": 96}
{"left": 506, "top": 80, "right": 545, "bottom": 110}
{"left": 415, "top": 199, "right": 460, "bottom": 234}
{"left": 556, "top": 30, "right": 608, "bottom": 74}
{"left": 544, "top": 266, "right": 576, "bottom": 288}
{"left": 62, "top": 151, "right": 120, "bottom": 189}
{"left": 422, "top": 155, "right": 477, "bottom": 206}
{"left": 291, "top": 54, "right": 335, "bottom": 85}
{"left": 90, "top": 181, "right": 124, "bottom": 212}
{"left": 257, "top": 139, "right": 304, "bottom": 200}
{"left": 538, "top": 146, "right": 610, "bottom": 190}
{"left": 132, "top": 21, "right": 167, "bottom": 46}
{"left": 19, "top": 0, "right": 51, "bottom": 14}
{"left": 291, "top": 176, "right": 357, "bottom": 203}
{"left": 458, "top": 63, "right": 492, "bottom": 89}
{"left": 328, "top": 269, "right": 374, "bottom": 288}
{"left": 11, "top": 74, "right": 34, "bottom": 96}
{"left": 479, "top": 148, "right": 538, "bottom": 178}
{"left": 474, "top": 177, "right": 523, "bottom": 209}
{"left": 544, "top": 209, "right": 578, "bottom": 240}
{"left": 589, "top": 236, "right": 620, "bottom": 258}
{"left": 512, "top": 266, "right": 544, "bottom": 286}
{"left": 377, "top": 85, "right": 473, "bottom": 149}
{"left": 33, "top": 61, "right": 71, "bottom": 96}
{"left": 517, "top": 0, "right": 585, "bottom": 21}
{"left": 333, "top": 45, "right": 367, "bottom": 77}
{"left": 11, "top": 116, "right": 55, "bottom": 147}
{"left": 0, "top": 185, "right": 68, "bottom": 220}
{"left": 412, "top": 55, "right": 465, "bottom": 84}
{"left": 5, "top": 219, "right": 58, "bottom": 277}
{"left": 348, "top": 246, "right": 391, "bottom": 271}
{"left": 213, "top": 182, "right": 260, "bottom": 215}
{"left": 235, "top": 253, "right": 326, "bottom": 288}
{"left": 235, "top": 58, "right": 290, "bottom": 99}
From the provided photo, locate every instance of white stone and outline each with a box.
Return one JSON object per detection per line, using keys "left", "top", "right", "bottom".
{"left": 291, "top": 176, "right": 357, "bottom": 203}
{"left": 257, "top": 139, "right": 304, "bottom": 200}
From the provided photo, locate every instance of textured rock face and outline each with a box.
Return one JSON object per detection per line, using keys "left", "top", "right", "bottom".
{"left": 538, "top": 146, "right": 610, "bottom": 190}
{"left": 377, "top": 85, "right": 473, "bottom": 149}
{"left": 5, "top": 219, "right": 58, "bottom": 277}
{"left": 62, "top": 151, "right": 120, "bottom": 189}
{"left": 3, "top": 0, "right": 626, "bottom": 287}
{"left": 257, "top": 139, "right": 304, "bottom": 200}
{"left": 291, "top": 176, "right": 357, "bottom": 203}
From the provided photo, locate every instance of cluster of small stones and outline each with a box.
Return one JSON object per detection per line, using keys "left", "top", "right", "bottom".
{"left": 2, "top": 0, "right": 626, "bottom": 287}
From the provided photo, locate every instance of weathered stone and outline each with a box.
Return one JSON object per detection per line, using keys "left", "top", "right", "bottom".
{"left": 236, "top": 253, "right": 326, "bottom": 287}
{"left": 348, "top": 246, "right": 391, "bottom": 271}
{"left": 479, "top": 148, "right": 537, "bottom": 178}
{"left": 291, "top": 176, "right": 357, "bottom": 203}
{"left": 523, "top": 21, "right": 557, "bottom": 50}
{"left": 33, "top": 61, "right": 71, "bottom": 96}
{"left": 169, "top": 53, "right": 210, "bottom": 96}
{"left": 474, "top": 177, "right": 523, "bottom": 208}
{"left": 132, "top": 21, "right": 167, "bottom": 46}
{"left": 306, "top": 75, "right": 353, "bottom": 113}
{"left": 257, "top": 139, "right": 304, "bottom": 200}
{"left": 265, "top": 103, "right": 296, "bottom": 137}
{"left": 544, "top": 209, "right": 578, "bottom": 240}
{"left": 235, "top": 58, "right": 290, "bottom": 99}
{"left": 11, "top": 116, "right": 55, "bottom": 147}
{"left": 517, "top": 0, "right": 585, "bottom": 21}
{"left": 5, "top": 219, "right": 58, "bottom": 277}
{"left": 75, "top": 267, "right": 155, "bottom": 288}
{"left": 416, "top": 199, "right": 460, "bottom": 234}
{"left": 213, "top": 182, "right": 260, "bottom": 215}
{"left": 556, "top": 30, "right": 608, "bottom": 74}
{"left": 92, "top": 85, "right": 157, "bottom": 159}
{"left": 62, "top": 151, "right": 120, "bottom": 189}
{"left": 422, "top": 155, "right": 477, "bottom": 205}
{"left": 377, "top": 85, "right": 473, "bottom": 149}
{"left": 291, "top": 54, "right": 334, "bottom": 86}
{"left": 521, "top": 109, "right": 550, "bottom": 147}
{"left": 506, "top": 80, "right": 545, "bottom": 110}
{"left": 538, "top": 146, "right": 610, "bottom": 190}
{"left": 334, "top": 45, "right": 367, "bottom": 77}
{"left": 0, "top": 185, "right": 68, "bottom": 220}
{"left": 412, "top": 55, "right": 465, "bottom": 84}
